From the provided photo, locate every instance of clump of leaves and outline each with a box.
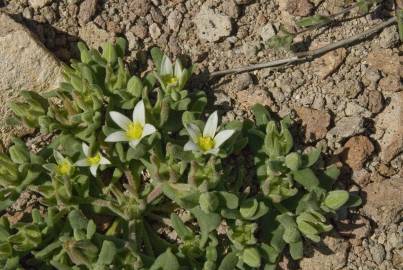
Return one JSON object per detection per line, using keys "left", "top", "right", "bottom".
{"left": 0, "top": 39, "right": 360, "bottom": 269}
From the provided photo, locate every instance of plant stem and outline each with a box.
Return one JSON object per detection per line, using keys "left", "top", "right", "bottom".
{"left": 210, "top": 16, "right": 396, "bottom": 78}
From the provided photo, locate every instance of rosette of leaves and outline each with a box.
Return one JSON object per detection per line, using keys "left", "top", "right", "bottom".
{"left": 0, "top": 39, "right": 361, "bottom": 270}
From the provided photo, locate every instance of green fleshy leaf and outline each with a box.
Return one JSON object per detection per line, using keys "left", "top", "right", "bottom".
{"left": 324, "top": 190, "right": 349, "bottom": 210}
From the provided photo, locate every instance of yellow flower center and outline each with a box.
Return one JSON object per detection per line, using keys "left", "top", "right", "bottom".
{"left": 57, "top": 160, "right": 72, "bottom": 176}
{"left": 198, "top": 136, "right": 215, "bottom": 152}
{"left": 126, "top": 122, "right": 143, "bottom": 140}
{"left": 162, "top": 75, "right": 178, "bottom": 86}
{"left": 87, "top": 153, "right": 101, "bottom": 166}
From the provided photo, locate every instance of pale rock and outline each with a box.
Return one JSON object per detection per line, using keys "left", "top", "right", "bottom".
{"left": 327, "top": 116, "right": 365, "bottom": 141}
{"left": 28, "top": 0, "right": 52, "bottom": 8}
{"left": 260, "top": 23, "right": 276, "bottom": 42}
{"left": 370, "top": 244, "right": 386, "bottom": 264}
{"left": 193, "top": 6, "right": 232, "bottom": 42}
{"left": 167, "top": 10, "right": 183, "bottom": 31}
{"left": 0, "top": 13, "right": 62, "bottom": 145}
{"left": 345, "top": 102, "right": 371, "bottom": 117}
{"left": 300, "top": 234, "right": 350, "bottom": 270}
{"left": 221, "top": 0, "right": 239, "bottom": 18}
{"left": 149, "top": 23, "right": 161, "bottom": 40}
{"left": 379, "top": 25, "right": 400, "bottom": 49}
{"left": 375, "top": 92, "right": 403, "bottom": 163}
{"left": 78, "top": 0, "right": 97, "bottom": 26}
{"left": 78, "top": 22, "right": 114, "bottom": 49}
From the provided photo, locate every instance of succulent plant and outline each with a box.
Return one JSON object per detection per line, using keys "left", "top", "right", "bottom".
{"left": 0, "top": 39, "right": 361, "bottom": 269}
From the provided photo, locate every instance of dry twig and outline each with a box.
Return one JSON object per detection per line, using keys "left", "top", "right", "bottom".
{"left": 210, "top": 17, "right": 397, "bottom": 78}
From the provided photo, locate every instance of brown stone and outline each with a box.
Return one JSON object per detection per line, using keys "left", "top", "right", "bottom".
{"left": 295, "top": 107, "right": 331, "bottom": 142}
{"left": 362, "top": 177, "right": 403, "bottom": 226}
{"left": 129, "top": 0, "right": 151, "bottom": 17}
{"left": 78, "top": 22, "right": 114, "bottom": 49}
{"left": 312, "top": 43, "right": 347, "bottom": 79}
{"left": 378, "top": 75, "right": 401, "bottom": 93}
{"left": 78, "top": 0, "right": 97, "bottom": 26}
{"left": 341, "top": 136, "right": 375, "bottom": 170}
{"left": 367, "top": 49, "right": 401, "bottom": 76}
{"left": 286, "top": 0, "right": 314, "bottom": 17}
{"left": 130, "top": 24, "right": 148, "bottom": 39}
{"left": 367, "top": 90, "right": 384, "bottom": 113}
{"left": 236, "top": 88, "right": 275, "bottom": 110}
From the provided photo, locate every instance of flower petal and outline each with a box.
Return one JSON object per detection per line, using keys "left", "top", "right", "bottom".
{"left": 174, "top": 59, "right": 183, "bottom": 78}
{"left": 203, "top": 111, "right": 218, "bottom": 138}
{"left": 129, "top": 140, "right": 141, "bottom": 149}
{"left": 54, "top": 151, "right": 64, "bottom": 163}
{"left": 142, "top": 124, "right": 156, "bottom": 138}
{"left": 132, "top": 100, "right": 145, "bottom": 125}
{"left": 186, "top": 123, "right": 201, "bottom": 142}
{"left": 75, "top": 159, "right": 89, "bottom": 167}
{"left": 214, "top": 130, "right": 235, "bottom": 148}
{"left": 105, "top": 131, "right": 128, "bottom": 142}
{"left": 90, "top": 166, "right": 98, "bottom": 177}
{"left": 160, "top": 55, "right": 173, "bottom": 75}
{"left": 100, "top": 156, "right": 111, "bottom": 165}
{"left": 82, "top": 143, "right": 90, "bottom": 156}
{"left": 184, "top": 141, "right": 199, "bottom": 151}
{"left": 110, "top": 111, "right": 132, "bottom": 130}
{"left": 206, "top": 148, "right": 220, "bottom": 155}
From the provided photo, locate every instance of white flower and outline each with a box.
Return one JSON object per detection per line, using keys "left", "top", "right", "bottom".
{"left": 75, "top": 143, "right": 110, "bottom": 177}
{"left": 105, "top": 100, "right": 157, "bottom": 149}
{"left": 156, "top": 55, "right": 188, "bottom": 90}
{"left": 184, "top": 111, "right": 235, "bottom": 155}
{"left": 54, "top": 151, "right": 74, "bottom": 176}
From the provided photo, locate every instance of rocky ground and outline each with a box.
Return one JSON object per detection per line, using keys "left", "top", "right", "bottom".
{"left": 0, "top": 0, "right": 402, "bottom": 269}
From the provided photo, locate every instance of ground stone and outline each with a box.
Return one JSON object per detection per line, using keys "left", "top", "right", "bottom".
{"left": 362, "top": 177, "right": 403, "bottom": 226}
{"left": 260, "top": 22, "right": 276, "bottom": 42}
{"left": 28, "top": 0, "right": 51, "bottom": 8}
{"left": 167, "top": 10, "right": 183, "bottom": 32}
{"left": 341, "top": 136, "right": 375, "bottom": 170}
{"left": 221, "top": 0, "right": 239, "bottom": 18}
{"left": 375, "top": 92, "right": 403, "bottom": 163}
{"left": 378, "top": 75, "right": 401, "bottom": 93}
{"left": 286, "top": 0, "right": 314, "bottom": 16}
{"left": 149, "top": 23, "right": 161, "bottom": 40}
{"left": 129, "top": 0, "right": 151, "bottom": 17}
{"left": 327, "top": 116, "right": 365, "bottom": 141}
{"left": 300, "top": 234, "right": 350, "bottom": 270}
{"left": 367, "top": 49, "right": 401, "bottom": 77}
{"left": 235, "top": 73, "right": 253, "bottom": 90}
{"left": 193, "top": 6, "right": 232, "bottom": 42}
{"left": 370, "top": 244, "right": 386, "bottom": 264}
{"left": 78, "top": 22, "right": 114, "bottom": 49}
{"left": 236, "top": 88, "right": 275, "bottom": 110}
{"left": 379, "top": 25, "right": 400, "bottom": 49}
{"left": 295, "top": 107, "right": 331, "bottom": 142}
{"left": 0, "top": 13, "right": 62, "bottom": 145}
{"left": 313, "top": 46, "right": 347, "bottom": 79}
{"left": 78, "top": 0, "right": 97, "bottom": 26}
